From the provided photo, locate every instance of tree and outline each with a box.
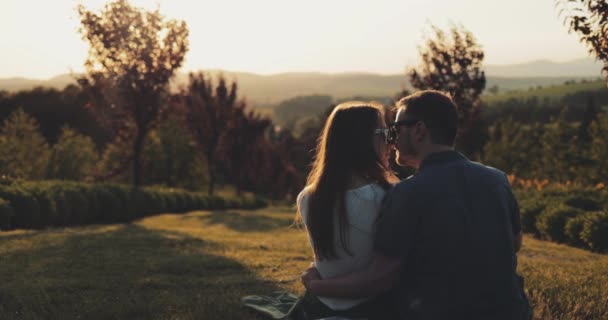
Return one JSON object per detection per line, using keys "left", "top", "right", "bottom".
{"left": 0, "top": 85, "right": 109, "bottom": 147}
{"left": 540, "top": 108, "right": 580, "bottom": 182}
{"left": 407, "top": 24, "right": 487, "bottom": 158}
{"left": 558, "top": 0, "right": 608, "bottom": 81}
{"left": 77, "top": 0, "right": 189, "bottom": 187}
{"left": 590, "top": 112, "right": 608, "bottom": 182}
{"left": 142, "top": 113, "right": 207, "bottom": 190}
{"left": 0, "top": 109, "right": 50, "bottom": 180}
{"left": 218, "top": 109, "right": 272, "bottom": 195}
{"left": 181, "top": 73, "right": 242, "bottom": 195}
{"left": 46, "top": 126, "right": 99, "bottom": 181}
{"left": 483, "top": 119, "right": 544, "bottom": 178}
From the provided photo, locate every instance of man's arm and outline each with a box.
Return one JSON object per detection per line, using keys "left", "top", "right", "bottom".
{"left": 513, "top": 231, "right": 522, "bottom": 253}
{"left": 504, "top": 178, "right": 523, "bottom": 253}
{"left": 302, "top": 253, "right": 401, "bottom": 299}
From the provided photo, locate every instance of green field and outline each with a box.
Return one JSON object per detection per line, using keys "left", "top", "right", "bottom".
{"left": 1, "top": 207, "right": 607, "bottom": 319}
{"left": 484, "top": 79, "right": 606, "bottom": 104}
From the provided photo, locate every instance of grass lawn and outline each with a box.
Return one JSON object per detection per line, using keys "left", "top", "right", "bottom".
{"left": 1, "top": 207, "right": 607, "bottom": 319}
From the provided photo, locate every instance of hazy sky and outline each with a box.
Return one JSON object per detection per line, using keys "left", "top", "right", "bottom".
{"left": 0, "top": 0, "right": 592, "bottom": 79}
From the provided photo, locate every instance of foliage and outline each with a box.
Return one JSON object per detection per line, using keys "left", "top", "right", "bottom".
{"left": 218, "top": 108, "right": 272, "bottom": 195}
{"left": 408, "top": 24, "right": 487, "bottom": 158}
{"left": 0, "top": 198, "right": 14, "bottom": 230}
{"left": 539, "top": 108, "right": 581, "bottom": 182}
{"left": 0, "top": 180, "right": 266, "bottom": 231}
{"left": 514, "top": 183, "right": 608, "bottom": 251}
{"left": 580, "top": 211, "right": 608, "bottom": 251}
{"left": 557, "top": 0, "right": 608, "bottom": 80}
{"left": 0, "top": 109, "right": 50, "bottom": 180}
{"left": 536, "top": 205, "right": 582, "bottom": 243}
{"left": 483, "top": 118, "right": 544, "bottom": 177}
{"left": 142, "top": 114, "right": 207, "bottom": 190}
{"left": 77, "top": 0, "right": 189, "bottom": 187}
{"left": 46, "top": 126, "right": 99, "bottom": 181}
{"left": 590, "top": 113, "right": 608, "bottom": 181}
{"left": 0, "top": 85, "right": 109, "bottom": 146}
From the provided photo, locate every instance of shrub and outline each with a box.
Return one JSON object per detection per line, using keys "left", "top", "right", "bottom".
{"left": 26, "top": 183, "right": 58, "bottom": 226}
{"left": 0, "top": 185, "right": 42, "bottom": 229}
{"left": 0, "top": 181, "right": 267, "bottom": 231}
{"left": 580, "top": 211, "right": 608, "bottom": 252}
{"left": 564, "top": 214, "right": 588, "bottom": 247}
{"left": 564, "top": 195, "right": 601, "bottom": 211}
{"left": 536, "top": 205, "right": 582, "bottom": 243}
{"left": 93, "top": 185, "right": 123, "bottom": 223}
{"left": 0, "top": 198, "right": 14, "bottom": 230}
{"left": 518, "top": 197, "right": 546, "bottom": 236}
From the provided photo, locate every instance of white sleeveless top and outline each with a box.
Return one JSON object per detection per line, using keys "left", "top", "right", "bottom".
{"left": 297, "top": 183, "right": 387, "bottom": 310}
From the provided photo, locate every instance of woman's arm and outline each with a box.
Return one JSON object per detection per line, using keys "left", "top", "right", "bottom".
{"left": 301, "top": 253, "right": 401, "bottom": 299}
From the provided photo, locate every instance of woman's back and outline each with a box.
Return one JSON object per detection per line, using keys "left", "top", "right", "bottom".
{"left": 298, "top": 183, "right": 387, "bottom": 310}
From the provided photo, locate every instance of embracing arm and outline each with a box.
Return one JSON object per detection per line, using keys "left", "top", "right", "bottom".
{"left": 302, "top": 253, "right": 401, "bottom": 299}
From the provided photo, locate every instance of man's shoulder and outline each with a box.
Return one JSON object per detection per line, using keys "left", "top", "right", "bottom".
{"left": 390, "top": 175, "right": 424, "bottom": 199}
{"left": 466, "top": 160, "right": 509, "bottom": 184}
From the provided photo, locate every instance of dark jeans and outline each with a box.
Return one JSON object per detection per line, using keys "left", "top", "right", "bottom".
{"left": 287, "top": 290, "right": 400, "bottom": 320}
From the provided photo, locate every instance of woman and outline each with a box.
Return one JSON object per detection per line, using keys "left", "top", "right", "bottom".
{"left": 295, "top": 101, "right": 398, "bottom": 319}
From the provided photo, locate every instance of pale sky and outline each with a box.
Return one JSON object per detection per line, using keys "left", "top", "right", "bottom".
{"left": 0, "top": 0, "right": 592, "bottom": 79}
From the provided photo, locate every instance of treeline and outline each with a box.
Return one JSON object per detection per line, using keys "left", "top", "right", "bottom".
{"left": 484, "top": 85, "right": 608, "bottom": 124}
{"left": 0, "top": 78, "right": 311, "bottom": 200}
{"left": 483, "top": 105, "right": 608, "bottom": 185}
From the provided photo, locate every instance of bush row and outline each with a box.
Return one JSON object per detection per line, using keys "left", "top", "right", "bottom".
{"left": 0, "top": 180, "right": 267, "bottom": 231}
{"left": 515, "top": 187, "right": 608, "bottom": 252}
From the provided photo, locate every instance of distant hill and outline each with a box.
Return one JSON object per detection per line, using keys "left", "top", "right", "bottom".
{"left": 0, "top": 74, "right": 76, "bottom": 92}
{"left": 485, "top": 58, "right": 604, "bottom": 78}
{"left": 1, "top": 58, "right": 604, "bottom": 106}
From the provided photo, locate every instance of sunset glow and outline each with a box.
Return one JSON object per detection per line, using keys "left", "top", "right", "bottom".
{"left": 0, "top": 0, "right": 591, "bottom": 78}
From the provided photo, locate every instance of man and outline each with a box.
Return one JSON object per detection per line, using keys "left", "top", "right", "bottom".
{"left": 301, "top": 90, "right": 530, "bottom": 320}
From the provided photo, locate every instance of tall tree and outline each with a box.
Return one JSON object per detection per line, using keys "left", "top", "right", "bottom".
{"left": 181, "top": 73, "right": 240, "bottom": 195}
{"left": 558, "top": 0, "right": 608, "bottom": 82}
{"left": 46, "top": 126, "right": 99, "bottom": 181}
{"left": 142, "top": 112, "right": 207, "bottom": 189}
{"left": 540, "top": 108, "right": 580, "bottom": 182}
{"left": 407, "top": 24, "right": 487, "bottom": 158}
{"left": 218, "top": 109, "right": 272, "bottom": 195}
{"left": 0, "top": 109, "right": 50, "bottom": 180}
{"left": 77, "top": 0, "right": 189, "bottom": 187}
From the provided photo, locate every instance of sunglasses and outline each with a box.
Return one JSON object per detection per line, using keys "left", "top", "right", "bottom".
{"left": 391, "top": 118, "right": 420, "bottom": 130}
{"left": 376, "top": 118, "right": 419, "bottom": 144}
{"left": 374, "top": 128, "right": 392, "bottom": 145}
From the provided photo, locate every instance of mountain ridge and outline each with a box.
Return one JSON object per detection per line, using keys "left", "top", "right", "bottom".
{"left": 1, "top": 57, "right": 604, "bottom": 106}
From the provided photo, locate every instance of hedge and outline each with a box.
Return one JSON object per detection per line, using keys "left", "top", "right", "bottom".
{"left": 515, "top": 186, "right": 608, "bottom": 252}
{"left": 0, "top": 180, "right": 267, "bottom": 231}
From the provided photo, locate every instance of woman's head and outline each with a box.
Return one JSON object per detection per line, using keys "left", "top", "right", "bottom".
{"left": 308, "top": 102, "right": 391, "bottom": 186}
{"left": 303, "top": 101, "right": 395, "bottom": 260}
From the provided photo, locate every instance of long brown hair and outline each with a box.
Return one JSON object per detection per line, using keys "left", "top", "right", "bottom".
{"left": 300, "top": 102, "right": 396, "bottom": 260}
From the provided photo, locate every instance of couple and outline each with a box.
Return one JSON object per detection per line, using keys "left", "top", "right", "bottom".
{"left": 296, "top": 90, "right": 530, "bottom": 320}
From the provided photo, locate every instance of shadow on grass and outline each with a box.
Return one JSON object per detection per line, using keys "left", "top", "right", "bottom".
{"left": 195, "top": 211, "right": 294, "bottom": 233}
{"left": 0, "top": 224, "right": 283, "bottom": 320}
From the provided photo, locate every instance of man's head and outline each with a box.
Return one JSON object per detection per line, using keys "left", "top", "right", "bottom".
{"left": 391, "top": 90, "right": 458, "bottom": 168}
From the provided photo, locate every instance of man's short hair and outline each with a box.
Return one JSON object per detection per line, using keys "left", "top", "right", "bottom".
{"left": 397, "top": 90, "right": 458, "bottom": 146}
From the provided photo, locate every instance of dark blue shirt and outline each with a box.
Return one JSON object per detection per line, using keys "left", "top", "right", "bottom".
{"left": 374, "top": 151, "right": 521, "bottom": 319}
